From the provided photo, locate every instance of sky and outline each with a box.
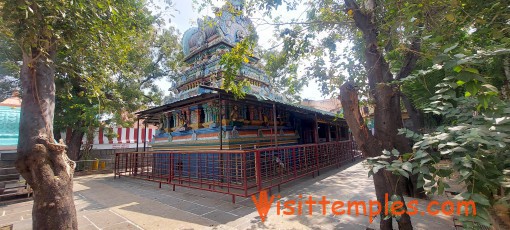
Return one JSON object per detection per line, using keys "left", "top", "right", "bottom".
{"left": 152, "top": 0, "right": 326, "bottom": 100}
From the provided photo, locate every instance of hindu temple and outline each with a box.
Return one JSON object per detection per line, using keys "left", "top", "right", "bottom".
{"left": 116, "top": 0, "right": 358, "bottom": 202}
{"left": 136, "top": 0, "right": 350, "bottom": 150}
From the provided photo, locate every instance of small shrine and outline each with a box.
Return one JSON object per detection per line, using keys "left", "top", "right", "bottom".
{"left": 136, "top": 0, "right": 350, "bottom": 151}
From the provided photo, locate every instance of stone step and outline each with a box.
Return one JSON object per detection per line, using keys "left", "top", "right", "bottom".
{"left": 0, "top": 151, "right": 17, "bottom": 161}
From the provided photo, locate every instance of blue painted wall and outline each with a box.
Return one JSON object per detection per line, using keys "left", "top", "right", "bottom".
{"left": 0, "top": 106, "right": 20, "bottom": 146}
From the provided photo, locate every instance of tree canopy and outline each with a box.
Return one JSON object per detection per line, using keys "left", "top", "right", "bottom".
{"left": 200, "top": 0, "right": 510, "bottom": 229}
{"left": 1, "top": 0, "right": 181, "bottom": 228}
{"left": 1, "top": 0, "right": 183, "bottom": 160}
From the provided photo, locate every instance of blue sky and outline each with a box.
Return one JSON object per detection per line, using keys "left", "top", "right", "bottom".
{"left": 152, "top": 0, "right": 325, "bottom": 100}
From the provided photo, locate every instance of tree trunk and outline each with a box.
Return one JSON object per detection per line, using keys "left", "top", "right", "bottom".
{"left": 401, "top": 93, "right": 424, "bottom": 133}
{"left": 340, "top": 82, "right": 413, "bottom": 229}
{"left": 503, "top": 55, "right": 510, "bottom": 99}
{"left": 340, "top": 0, "right": 431, "bottom": 228}
{"left": 15, "top": 43, "right": 77, "bottom": 229}
{"left": 67, "top": 128, "right": 85, "bottom": 161}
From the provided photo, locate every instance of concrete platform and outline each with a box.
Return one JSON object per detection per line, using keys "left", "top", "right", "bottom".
{"left": 0, "top": 160, "right": 455, "bottom": 229}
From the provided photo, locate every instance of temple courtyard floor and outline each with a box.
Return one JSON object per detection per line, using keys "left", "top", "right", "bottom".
{"left": 0, "top": 159, "right": 456, "bottom": 229}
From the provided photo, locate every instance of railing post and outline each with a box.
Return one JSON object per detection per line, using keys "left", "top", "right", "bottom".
{"left": 227, "top": 153, "right": 231, "bottom": 194}
{"left": 169, "top": 153, "right": 173, "bottom": 184}
{"left": 314, "top": 113, "right": 319, "bottom": 176}
{"left": 114, "top": 153, "right": 118, "bottom": 179}
{"left": 346, "top": 141, "right": 350, "bottom": 162}
{"left": 136, "top": 118, "right": 140, "bottom": 152}
{"left": 129, "top": 154, "right": 133, "bottom": 176}
{"left": 255, "top": 150, "right": 262, "bottom": 191}
{"left": 243, "top": 152, "right": 247, "bottom": 197}
{"left": 134, "top": 152, "right": 138, "bottom": 176}
{"left": 125, "top": 154, "right": 128, "bottom": 176}
{"left": 219, "top": 93, "right": 223, "bottom": 150}
{"left": 351, "top": 140, "right": 355, "bottom": 161}
{"left": 279, "top": 149, "right": 283, "bottom": 182}
{"left": 188, "top": 153, "right": 191, "bottom": 186}
{"left": 315, "top": 144, "right": 319, "bottom": 176}
{"left": 293, "top": 147, "right": 297, "bottom": 178}
{"left": 337, "top": 142, "right": 341, "bottom": 168}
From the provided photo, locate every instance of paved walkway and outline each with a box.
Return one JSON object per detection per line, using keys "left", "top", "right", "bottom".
{"left": 0, "top": 160, "right": 455, "bottom": 229}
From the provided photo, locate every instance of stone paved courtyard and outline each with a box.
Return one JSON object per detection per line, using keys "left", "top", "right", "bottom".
{"left": 0, "top": 160, "right": 455, "bottom": 229}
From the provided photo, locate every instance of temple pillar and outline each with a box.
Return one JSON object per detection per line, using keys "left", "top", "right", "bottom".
{"left": 165, "top": 112, "right": 172, "bottom": 130}
{"left": 244, "top": 105, "right": 249, "bottom": 120}
{"left": 337, "top": 125, "right": 341, "bottom": 141}
{"left": 196, "top": 107, "right": 202, "bottom": 124}
{"left": 175, "top": 111, "right": 181, "bottom": 126}
{"left": 326, "top": 124, "right": 331, "bottom": 142}
{"left": 190, "top": 107, "right": 198, "bottom": 124}
{"left": 249, "top": 105, "right": 255, "bottom": 121}
{"left": 203, "top": 103, "right": 210, "bottom": 123}
{"left": 183, "top": 109, "right": 190, "bottom": 125}
{"left": 210, "top": 103, "right": 215, "bottom": 123}
{"left": 221, "top": 100, "right": 227, "bottom": 125}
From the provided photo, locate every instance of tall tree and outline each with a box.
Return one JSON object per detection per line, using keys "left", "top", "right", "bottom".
{"left": 1, "top": 0, "right": 157, "bottom": 228}
{"left": 54, "top": 26, "right": 182, "bottom": 161}
{"left": 251, "top": 0, "right": 509, "bottom": 228}
{"left": 369, "top": 0, "right": 510, "bottom": 228}
{"left": 219, "top": 0, "right": 448, "bottom": 229}
{"left": 337, "top": 1, "right": 427, "bottom": 228}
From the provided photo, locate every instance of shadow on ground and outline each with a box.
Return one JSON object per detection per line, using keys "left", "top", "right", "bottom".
{"left": 0, "top": 159, "right": 455, "bottom": 229}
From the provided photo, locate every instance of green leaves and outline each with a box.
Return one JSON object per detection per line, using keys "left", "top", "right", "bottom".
{"left": 443, "top": 43, "right": 458, "bottom": 53}
{"left": 371, "top": 70, "right": 510, "bottom": 226}
{"left": 453, "top": 65, "right": 463, "bottom": 73}
{"left": 2, "top": 0, "right": 181, "bottom": 133}
{"left": 219, "top": 38, "right": 255, "bottom": 99}
{"left": 402, "top": 162, "right": 413, "bottom": 173}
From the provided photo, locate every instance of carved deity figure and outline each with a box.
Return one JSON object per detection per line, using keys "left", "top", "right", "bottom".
{"left": 158, "top": 114, "right": 167, "bottom": 133}
{"left": 262, "top": 114, "right": 269, "bottom": 127}
{"left": 229, "top": 105, "right": 244, "bottom": 127}
{"left": 176, "top": 113, "right": 190, "bottom": 132}
{"left": 230, "top": 105, "right": 240, "bottom": 121}
{"left": 180, "top": 113, "right": 188, "bottom": 127}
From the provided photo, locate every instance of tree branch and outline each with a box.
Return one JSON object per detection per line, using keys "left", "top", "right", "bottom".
{"left": 344, "top": 0, "right": 373, "bottom": 34}
{"left": 139, "top": 52, "right": 165, "bottom": 87}
{"left": 344, "top": 0, "right": 393, "bottom": 86}
{"left": 251, "top": 18, "right": 352, "bottom": 27}
{"left": 139, "top": 73, "right": 158, "bottom": 87}
{"left": 396, "top": 37, "right": 422, "bottom": 80}
{"left": 142, "top": 94, "right": 155, "bottom": 103}
{"left": 339, "top": 82, "right": 383, "bottom": 157}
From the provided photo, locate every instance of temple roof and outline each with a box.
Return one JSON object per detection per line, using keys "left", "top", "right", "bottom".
{"left": 138, "top": 86, "right": 343, "bottom": 124}
{"left": 181, "top": 0, "right": 255, "bottom": 60}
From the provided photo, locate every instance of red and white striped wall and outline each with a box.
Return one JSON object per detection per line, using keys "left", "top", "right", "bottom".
{"left": 62, "top": 127, "right": 157, "bottom": 150}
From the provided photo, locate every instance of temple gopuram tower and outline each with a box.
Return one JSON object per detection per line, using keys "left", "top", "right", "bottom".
{"left": 170, "top": 0, "right": 276, "bottom": 104}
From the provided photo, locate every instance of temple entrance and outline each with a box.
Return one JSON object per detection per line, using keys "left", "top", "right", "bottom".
{"left": 300, "top": 119, "right": 316, "bottom": 144}
{"left": 318, "top": 123, "right": 328, "bottom": 142}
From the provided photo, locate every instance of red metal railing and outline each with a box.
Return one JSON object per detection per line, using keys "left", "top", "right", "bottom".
{"left": 114, "top": 140, "right": 360, "bottom": 202}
